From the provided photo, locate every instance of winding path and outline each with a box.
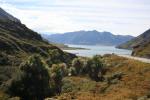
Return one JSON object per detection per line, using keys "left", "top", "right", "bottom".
{"left": 118, "top": 55, "right": 150, "bottom": 64}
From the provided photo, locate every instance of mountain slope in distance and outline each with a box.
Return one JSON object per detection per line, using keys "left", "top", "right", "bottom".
{"left": 117, "top": 29, "right": 150, "bottom": 58}
{"left": 42, "top": 30, "right": 134, "bottom": 46}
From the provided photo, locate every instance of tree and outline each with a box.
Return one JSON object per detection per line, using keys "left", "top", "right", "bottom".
{"left": 8, "top": 55, "right": 51, "bottom": 100}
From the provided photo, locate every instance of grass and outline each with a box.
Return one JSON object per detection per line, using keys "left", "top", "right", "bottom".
{"left": 1, "top": 19, "right": 150, "bottom": 100}
{"left": 134, "top": 42, "right": 150, "bottom": 58}
{"left": 55, "top": 55, "right": 150, "bottom": 100}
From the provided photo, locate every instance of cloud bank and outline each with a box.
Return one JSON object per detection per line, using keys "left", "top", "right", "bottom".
{"left": 1, "top": 0, "right": 150, "bottom": 36}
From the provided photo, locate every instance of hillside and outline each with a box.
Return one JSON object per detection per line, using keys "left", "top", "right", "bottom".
{"left": 51, "top": 55, "right": 150, "bottom": 100}
{"left": 0, "top": 8, "right": 20, "bottom": 22}
{"left": 42, "top": 30, "right": 134, "bottom": 45}
{"left": 117, "top": 29, "right": 150, "bottom": 58}
{"left": 0, "top": 7, "right": 76, "bottom": 96}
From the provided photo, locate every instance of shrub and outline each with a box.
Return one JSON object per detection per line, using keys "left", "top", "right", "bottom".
{"left": 8, "top": 55, "right": 51, "bottom": 100}
{"left": 106, "top": 72, "right": 124, "bottom": 84}
{"left": 50, "top": 64, "right": 63, "bottom": 94}
{"left": 68, "top": 67, "right": 77, "bottom": 76}
{"left": 59, "top": 63, "right": 68, "bottom": 76}
{"left": 47, "top": 49, "right": 62, "bottom": 66}
{"left": 72, "top": 58, "right": 83, "bottom": 75}
{"left": 61, "top": 79, "right": 75, "bottom": 93}
{"left": 87, "top": 55, "right": 104, "bottom": 81}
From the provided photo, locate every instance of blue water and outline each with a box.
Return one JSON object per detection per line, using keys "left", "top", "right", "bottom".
{"left": 63, "top": 44, "right": 132, "bottom": 57}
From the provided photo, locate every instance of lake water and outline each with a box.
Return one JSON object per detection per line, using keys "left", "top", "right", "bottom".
{"left": 63, "top": 44, "right": 132, "bottom": 57}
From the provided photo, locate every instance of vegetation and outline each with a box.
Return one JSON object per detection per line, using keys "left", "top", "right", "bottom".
{"left": 4, "top": 48, "right": 150, "bottom": 100}
{"left": 0, "top": 8, "right": 76, "bottom": 100}
{"left": 50, "top": 64, "right": 64, "bottom": 94}
{"left": 55, "top": 54, "right": 150, "bottom": 100}
{"left": 69, "top": 56, "right": 105, "bottom": 82}
{"left": 8, "top": 55, "right": 51, "bottom": 100}
{"left": 7, "top": 55, "right": 71, "bottom": 100}
{"left": 132, "top": 41, "right": 150, "bottom": 58}
{"left": 86, "top": 55, "right": 105, "bottom": 81}
{"left": 0, "top": 16, "right": 75, "bottom": 85}
{"left": 117, "top": 28, "right": 150, "bottom": 58}
{"left": 1, "top": 54, "right": 106, "bottom": 100}
{"left": 71, "top": 58, "right": 83, "bottom": 75}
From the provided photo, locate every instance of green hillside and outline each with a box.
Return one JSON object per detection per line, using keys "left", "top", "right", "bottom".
{"left": 0, "top": 8, "right": 76, "bottom": 99}
{"left": 117, "top": 29, "right": 150, "bottom": 58}
{"left": 0, "top": 20, "right": 76, "bottom": 65}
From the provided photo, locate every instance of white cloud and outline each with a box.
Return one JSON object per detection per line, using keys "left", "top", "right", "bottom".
{"left": 1, "top": 0, "right": 150, "bottom": 36}
{"left": 1, "top": 3, "right": 82, "bottom": 33}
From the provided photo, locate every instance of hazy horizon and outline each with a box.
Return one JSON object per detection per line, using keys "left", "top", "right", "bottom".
{"left": 1, "top": 0, "right": 150, "bottom": 36}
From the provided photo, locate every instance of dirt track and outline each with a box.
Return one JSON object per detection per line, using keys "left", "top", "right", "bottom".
{"left": 118, "top": 55, "right": 150, "bottom": 64}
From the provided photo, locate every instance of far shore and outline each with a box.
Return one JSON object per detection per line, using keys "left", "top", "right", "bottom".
{"left": 62, "top": 47, "right": 89, "bottom": 50}
{"left": 52, "top": 43, "right": 89, "bottom": 50}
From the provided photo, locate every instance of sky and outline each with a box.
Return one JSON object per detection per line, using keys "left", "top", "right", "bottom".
{"left": 1, "top": 0, "right": 150, "bottom": 36}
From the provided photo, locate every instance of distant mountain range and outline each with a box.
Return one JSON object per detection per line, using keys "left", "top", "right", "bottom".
{"left": 117, "top": 29, "right": 150, "bottom": 58}
{"left": 42, "top": 30, "right": 134, "bottom": 46}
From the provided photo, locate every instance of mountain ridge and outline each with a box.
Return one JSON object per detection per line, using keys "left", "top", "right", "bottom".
{"left": 42, "top": 30, "right": 134, "bottom": 46}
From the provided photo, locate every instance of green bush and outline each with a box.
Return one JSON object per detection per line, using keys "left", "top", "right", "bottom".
{"left": 8, "top": 55, "right": 51, "bottom": 100}
{"left": 47, "top": 49, "right": 62, "bottom": 66}
{"left": 58, "top": 63, "right": 68, "bottom": 77}
{"left": 71, "top": 58, "right": 83, "bottom": 75}
{"left": 61, "top": 79, "right": 75, "bottom": 93}
{"left": 70, "top": 56, "right": 105, "bottom": 81}
{"left": 50, "top": 64, "right": 63, "bottom": 94}
{"left": 87, "top": 55, "right": 104, "bottom": 81}
{"left": 68, "top": 67, "right": 77, "bottom": 76}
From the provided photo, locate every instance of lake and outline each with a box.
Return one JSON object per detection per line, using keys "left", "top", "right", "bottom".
{"left": 63, "top": 44, "right": 132, "bottom": 57}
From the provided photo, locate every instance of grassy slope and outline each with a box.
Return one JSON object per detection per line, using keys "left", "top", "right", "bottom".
{"left": 55, "top": 55, "right": 150, "bottom": 100}
{"left": 0, "top": 20, "right": 76, "bottom": 96}
{"left": 117, "top": 29, "right": 150, "bottom": 58}
{"left": 132, "top": 41, "right": 150, "bottom": 58}
{"left": 116, "top": 35, "right": 143, "bottom": 50}
{"left": 0, "top": 20, "right": 76, "bottom": 63}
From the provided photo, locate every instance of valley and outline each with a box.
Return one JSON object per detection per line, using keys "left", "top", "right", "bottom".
{"left": 0, "top": 5, "right": 150, "bottom": 100}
